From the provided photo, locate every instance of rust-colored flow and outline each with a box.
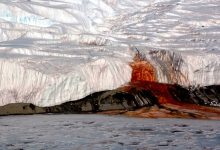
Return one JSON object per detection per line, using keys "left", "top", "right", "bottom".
{"left": 130, "top": 56, "right": 175, "bottom": 104}
{"left": 127, "top": 56, "right": 220, "bottom": 119}
{"left": 130, "top": 60, "right": 156, "bottom": 83}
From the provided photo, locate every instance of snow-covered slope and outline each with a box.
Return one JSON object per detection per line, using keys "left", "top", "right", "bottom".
{"left": 0, "top": 0, "right": 220, "bottom": 106}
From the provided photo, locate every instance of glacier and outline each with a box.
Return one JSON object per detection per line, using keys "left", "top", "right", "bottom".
{"left": 0, "top": 0, "right": 220, "bottom": 107}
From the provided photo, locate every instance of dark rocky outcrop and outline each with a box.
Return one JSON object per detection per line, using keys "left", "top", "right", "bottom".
{"left": 0, "top": 84, "right": 219, "bottom": 118}
{"left": 169, "top": 84, "right": 220, "bottom": 107}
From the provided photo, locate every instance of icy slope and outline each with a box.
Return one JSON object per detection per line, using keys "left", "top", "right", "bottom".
{"left": 0, "top": 0, "right": 220, "bottom": 106}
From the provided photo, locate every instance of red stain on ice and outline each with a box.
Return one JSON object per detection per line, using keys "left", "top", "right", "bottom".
{"left": 127, "top": 55, "right": 220, "bottom": 119}
{"left": 130, "top": 55, "right": 175, "bottom": 104}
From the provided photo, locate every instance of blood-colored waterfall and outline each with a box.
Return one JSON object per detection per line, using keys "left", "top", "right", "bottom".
{"left": 127, "top": 56, "right": 220, "bottom": 119}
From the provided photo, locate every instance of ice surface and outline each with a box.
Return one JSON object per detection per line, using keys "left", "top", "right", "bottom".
{"left": 0, "top": 0, "right": 220, "bottom": 106}
{"left": 0, "top": 114, "right": 220, "bottom": 150}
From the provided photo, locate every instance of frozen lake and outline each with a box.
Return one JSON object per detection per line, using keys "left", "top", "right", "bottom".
{"left": 0, "top": 114, "right": 220, "bottom": 150}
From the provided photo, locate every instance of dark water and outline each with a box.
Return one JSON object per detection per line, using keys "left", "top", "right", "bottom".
{"left": 0, "top": 114, "right": 219, "bottom": 150}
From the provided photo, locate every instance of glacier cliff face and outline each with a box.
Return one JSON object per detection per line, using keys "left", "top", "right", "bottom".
{"left": 0, "top": 0, "right": 220, "bottom": 106}
{"left": 0, "top": 58, "right": 132, "bottom": 107}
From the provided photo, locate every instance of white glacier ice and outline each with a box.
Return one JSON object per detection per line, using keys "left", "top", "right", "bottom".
{"left": 0, "top": 0, "right": 220, "bottom": 106}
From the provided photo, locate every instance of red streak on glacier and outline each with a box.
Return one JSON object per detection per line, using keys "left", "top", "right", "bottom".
{"left": 127, "top": 56, "right": 220, "bottom": 119}
{"left": 130, "top": 55, "right": 176, "bottom": 104}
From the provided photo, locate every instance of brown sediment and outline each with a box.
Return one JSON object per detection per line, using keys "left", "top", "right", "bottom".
{"left": 100, "top": 100, "right": 220, "bottom": 120}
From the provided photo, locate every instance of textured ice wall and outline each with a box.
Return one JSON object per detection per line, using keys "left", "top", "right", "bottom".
{"left": 0, "top": 58, "right": 131, "bottom": 106}
{"left": 0, "top": 0, "right": 135, "bottom": 106}
{"left": 0, "top": 0, "right": 220, "bottom": 106}
{"left": 138, "top": 49, "right": 220, "bottom": 86}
